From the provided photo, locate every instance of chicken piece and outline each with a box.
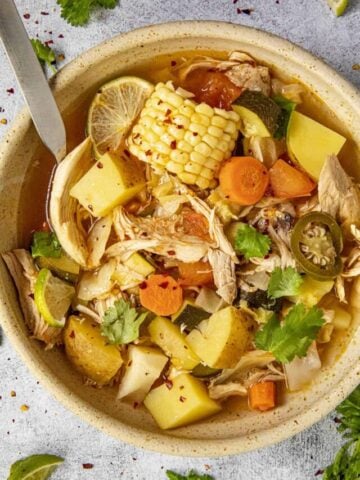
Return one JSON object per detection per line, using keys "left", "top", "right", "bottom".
{"left": 207, "top": 248, "right": 237, "bottom": 304}
{"left": 226, "top": 63, "right": 271, "bottom": 96}
{"left": 1, "top": 250, "right": 62, "bottom": 348}
{"left": 318, "top": 155, "right": 360, "bottom": 226}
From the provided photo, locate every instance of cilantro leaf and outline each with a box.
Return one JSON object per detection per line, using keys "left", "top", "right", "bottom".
{"left": 273, "top": 95, "right": 296, "bottom": 139}
{"left": 31, "top": 39, "right": 57, "bottom": 74}
{"left": 234, "top": 223, "right": 271, "bottom": 260}
{"left": 57, "top": 0, "right": 118, "bottom": 27}
{"left": 101, "top": 299, "right": 147, "bottom": 345}
{"left": 336, "top": 385, "right": 360, "bottom": 441}
{"left": 166, "top": 471, "right": 214, "bottom": 480}
{"left": 255, "top": 303, "right": 325, "bottom": 363}
{"left": 31, "top": 232, "right": 62, "bottom": 259}
{"left": 267, "top": 267, "right": 303, "bottom": 299}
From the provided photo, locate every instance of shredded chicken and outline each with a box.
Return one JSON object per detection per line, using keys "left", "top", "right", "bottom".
{"left": 207, "top": 248, "right": 237, "bottom": 304}
{"left": 87, "top": 215, "right": 112, "bottom": 269}
{"left": 1, "top": 250, "right": 62, "bottom": 348}
{"left": 318, "top": 155, "right": 360, "bottom": 226}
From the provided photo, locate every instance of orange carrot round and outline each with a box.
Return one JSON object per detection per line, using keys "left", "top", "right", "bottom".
{"left": 219, "top": 156, "right": 269, "bottom": 205}
{"left": 269, "top": 159, "right": 316, "bottom": 198}
{"left": 139, "top": 274, "right": 183, "bottom": 316}
{"left": 249, "top": 381, "right": 276, "bottom": 412}
{"left": 178, "top": 261, "right": 214, "bottom": 287}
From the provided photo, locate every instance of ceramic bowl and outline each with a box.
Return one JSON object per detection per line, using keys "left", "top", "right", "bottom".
{"left": 1, "top": 22, "right": 360, "bottom": 457}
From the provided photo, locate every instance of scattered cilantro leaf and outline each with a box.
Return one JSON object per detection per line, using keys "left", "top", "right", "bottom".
{"left": 101, "top": 299, "right": 147, "bottom": 345}
{"left": 336, "top": 385, "right": 360, "bottom": 441}
{"left": 234, "top": 223, "right": 271, "bottom": 260}
{"left": 273, "top": 95, "right": 296, "bottom": 139}
{"left": 267, "top": 267, "right": 303, "bottom": 299}
{"left": 166, "top": 470, "right": 214, "bottom": 480}
{"left": 255, "top": 303, "right": 325, "bottom": 363}
{"left": 57, "top": 0, "right": 118, "bottom": 27}
{"left": 31, "top": 232, "right": 62, "bottom": 259}
{"left": 31, "top": 39, "right": 57, "bottom": 74}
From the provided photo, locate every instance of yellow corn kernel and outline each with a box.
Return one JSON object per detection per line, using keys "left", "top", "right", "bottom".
{"left": 178, "top": 172, "right": 197, "bottom": 184}
{"left": 228, "top": 110, "right": 240, "bottom": 122}
{"left": 151, "top": 122, "right": 165, "bottom": 137}
{"left": 202, "top": 134, "right": 218, "bottom": 149}
{"left": 191, "top": 113, "right": 211, "bottom": 127}
{"left": 196, "top": 177, "right": 211, "bottom": 189}
{"left": 210, "top": 149, "right": 224, "bottom": 162}
{"left": 211, "top": 115, "right": 227, "bottom": 128}
{"left": 167, "top": 124, "right": 186, "bottom": 141}
{"left": 208, "top": 125, "right": 223, "bottom": 138}
{"left": 170, "top": 150, "right": 189, "bottom": 164}
{"left": 167, "top": 92, "right": 184, "bottom": 108}
{"left": 172, "top": 114, "right": 190, "bottom": 129}
{"left": 214, "top": 108, "right": 230, "bottom": 119}
{"left": 185, "top": 162, "right": 203, "bottom": 175}
{"left": 190, "top": 151, "right": 206, "bottom": 165}
{"left": 184, "top": 131, "right": 202, "bottom": 147}
{"left": 144, "top": 129, "right": 160, "bottom": 144}
{"left": 224, "top": 122, "right": 238, "bottom": 136}
{"left": 205, "top": 157, "right": 220, "bottom": 170}
{"left": 217, "top": 139, "right": 231, "bottom": 153}
{"left": 189, "top": 123, "right": 207, "bottom": 136}
{"left": 200, "top": 167, "right": 214, "bottom": 180}
{"left": 177, "top": 140, "right": 192, "bottom": 153}
{"left": 140, "top": 115, "right": 155, "bottom": 129}
{"left": 160, "top": 132, "right": 176, "bottom": 146}
{"left": 154, "top": 141, "right": 171, "bottom": 155}
{"left": 194, "top": 142, "right": 212, "bottom": 157}
{"left": 195, "top": 103, "right": 214, "bottom": 117}
{"left": 178, "top": 104, "right": 194, "bottom": 118}
{"left": 167, "top": 161, "right": 185, "bottom": 174}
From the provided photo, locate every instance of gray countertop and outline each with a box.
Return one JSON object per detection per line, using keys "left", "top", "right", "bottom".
{"left": 0, "top": 1, "right": 359, "bottom": 478}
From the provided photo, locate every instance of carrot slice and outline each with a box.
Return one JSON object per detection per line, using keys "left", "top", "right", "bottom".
{"left": 269, "top": 159, "right": 316, "bottom": 198}
{"left": 178, "top": 261, "right": 214, "bottom": 287}
{"left": 249, "top": 381, "right": 276, "bottom": 412}
{"left": 139, "top": 274, "right": 183, "bottom": 316}
{"left": 219, "top": 156, "right": 269, "bottom": 205}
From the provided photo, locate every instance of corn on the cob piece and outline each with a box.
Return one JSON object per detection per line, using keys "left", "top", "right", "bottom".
{"left": 128, "top": 81, "right": 240, "bottom": 189}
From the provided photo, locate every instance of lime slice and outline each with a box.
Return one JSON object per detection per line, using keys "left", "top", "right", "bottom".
{"left": 326, "top": 0, "right": 348, "bottom": 16}
{"left": 87, "top": 76, "right": 154, "bottom": 158}
{"left": 34, "top": 268, "right": 75, "bottom": 327}
{"left": 8, "top": 454, "right": 64, "bottom": 480}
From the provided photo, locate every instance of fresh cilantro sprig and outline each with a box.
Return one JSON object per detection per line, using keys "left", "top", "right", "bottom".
{"left": 255, "top": 303, "right": 325, "bottom": 363}
{"left": 57, "top": 0, "right": 119, "bottom": 26}
{"left": 273, "top": 95, "right": 296, "bottom": 139}
{"left": 31, "top": 39, "right": 57, "bottom": 74}
{"left": 323, "top": 385, "right": 360, "bottom": 479}
{"left": 234, "top": 223, "right": 271, "bottom": 260}
{"left": 166, "top": 470, "right": 214, "bottom": 480}
{"left": 101, "top": 299, "right": 147, "bottom": 345}
{"left": 31, "top": 232, "right": 62, "bottom": 259}
{"left": 267, "top": 267, "right": 303, "bottom": 299}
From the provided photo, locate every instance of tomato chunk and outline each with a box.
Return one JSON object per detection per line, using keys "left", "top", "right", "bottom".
{"left": 269, "top": 159, "right": 316, "bottom": 198}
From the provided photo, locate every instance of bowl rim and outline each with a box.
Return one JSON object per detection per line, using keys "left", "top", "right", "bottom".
{"left": 1, "top": 20, "right": 360, "bottom": 457}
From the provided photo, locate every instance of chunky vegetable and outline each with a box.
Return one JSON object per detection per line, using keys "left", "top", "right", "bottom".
{"left": 64, "top": 316, "right": 123, "bottom": 385}
{"left": 289, "top": 276, "right": 334, "bottom": 307}
{"left": 70, "top": 151, "right": 146, "bottom": 217}
{"left": 219, "top": 156, "right": 269, "bottom": 205}
{"left": 148, "top": 316, "right": 200, "bottom": 370}
{"left": 255, "top": 304, "right": 325, "bottom": 363}
{"left": 112, "top": 253, "right": 155, "bottom": 288}
{"left": 36, "top": 253, "right": 80, "bottom": 283}
{"left": 249, "top": 381, "right": 276, "bottom": 411}
{"left": 172, "top": 301, "right": 210, "bottom": 330}
{"left": 287, "top": 111, "right": 346, "bottom": 179}
{"left": 269, "top": 159, "right": 316, "bottom": 198}
{"left": 177, "top": 261, "right": 213, "bottom": 286}
{"left": 128, "top": 81, "right": 240, "bottom": 189}
{"left": 101, "top": 299, "right": 148, "bottom": 345}
{"left": 143, "top": 373, "right": 221, "bottom": 429}
{"left": 186, "top": 307, "right": 252, "bottom": 368}
{"left": 117, "top": 346, "right": 168, "bottom": 403}
{"left": 290, "top": 212, "right": 343, "bottom": 280}
{"left": 139, "top": 274, "right": 183, "bottom": 316}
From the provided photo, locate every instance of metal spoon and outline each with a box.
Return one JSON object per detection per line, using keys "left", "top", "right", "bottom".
{"left": 0, "top": 0, "right": 66, "bottom": 162}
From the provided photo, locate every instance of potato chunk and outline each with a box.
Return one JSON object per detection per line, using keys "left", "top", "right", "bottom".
{"left": 144, "top": 373, "right": 221, "bottom": 429}
{"left": 64, "top": 315, "right": 122, "bottom": 385}
{"left": 186, "top": 306, "right": 251, "bottom": 368}
{"left": 70, "top": 152, "right": 145, "bottom": 217}
{"left": 148, "top": 316, "right": 200, "bottom": 370}
{"left": 118, "top": 346, "right": 168, "bottom": 403}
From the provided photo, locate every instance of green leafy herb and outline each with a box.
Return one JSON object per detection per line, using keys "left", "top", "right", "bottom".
{"left": 166, "top": 470, "right": 214, "bottom": 480}
{"left": 7, "top": 453, "right": 64, "bottom": 480}
{"left": 31, "top": 39, "right": 57, "bottom": 74}
{"left": 267, "top": 267, "right": 303, "bottom": 299}
{"left": 31, "top": 232, "right": 62, "bottom": 259}
{"left": 273, "top": 95, "right": 296, "bottom": 139}
{"left": 234, "top": 223, "right": 271, "bottom": 260}
{"left": 255, "top": 303, "right": 325, "bottom": 363}
{"left": 323, "top": 385, "right": 360, "bottom": 479}
{"left": 57, "top": 0, "right": 118, "bottom": 26}
{"left": 101, "top": 299, "right": 147, "bottom": 345}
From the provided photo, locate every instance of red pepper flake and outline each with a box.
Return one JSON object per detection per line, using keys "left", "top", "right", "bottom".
{"left": 171, "top": 60, "right": 177, "bottom": 66}
{"left": 35, "top": 20, "right": 39, "bottom": 24}
{"left": 97, "top": 162, "right": 103, "bottom": 169}
{"left": 193, "top": 132, "right": 198, "bottom": 136}
{"left": 237, "top": 8, "right": 254, "bottom": 14}
{"left": 315, "top": 470, "right": 324, "bottom": 477}
{"left": 172, "top": 286, "right": 177, "bottom": 290}
{"left": 45, "top": 40, "right": 54, "bottom": 46}
{"left": 179, "top": 396, "right": 186, "bottom": 403}
{"left": 177, "top": 125, "right": 184, "bottom": 129}
{"left": 157, "top": 99, "right": 163, "bottom": 105}
{"left": 164, "top": 378, "right": 173, "bottom": 390}
{"left": 164, "top": 118, "right": 172, "bottom": 124}
{"left": 69, "top": 330, "right": 75, "bottom": 339}
{"left": 159, "top": 281, "right": 169, "bottom": 289}
{"left": 0, "top": 119, "right": 7, "bottom": 125}
{"left": 145, "top": 149, "right": 152, "bottom": 156}
{"left": 40, "top": 11, "right": 49, "bottom": 15}
{"left": 6, "top": 88, "right": 14, "bottom": 95}
{"left": 165, "top": 109, "right": 172, "bottom": 116}
{"left": 58, "top": 34, "right": 64, "bottom": 39}
{"left": 167, "top": 250, "right": 176, "bottom": 256}
{"left": 124, "top": 149, "right": 131, "bottom": 157}
{"left": 233, "top": 0, "right": 238, "bottom": 3}
{"left": 139, "top": 281, "right": 148, "bottom": 290}
{"left": 170, "top": 140, "right": 177, "bottom": 150}
{"left": 133, "top": 401, "right": 139, "bottom": 409}
{"left": 82, "top": 463, "right": 94, "bottom": 469}
{"left": 23, "top": 13, "right": 31, "bottom": 19}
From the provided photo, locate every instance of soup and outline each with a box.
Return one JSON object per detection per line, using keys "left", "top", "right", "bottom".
{"left": 3, "top": 50, "right": 360, "bottom": 431}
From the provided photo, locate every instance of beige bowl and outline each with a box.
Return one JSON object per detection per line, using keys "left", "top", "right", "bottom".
{"left": 1, "top": 22, "right": 360, "bottom": 457}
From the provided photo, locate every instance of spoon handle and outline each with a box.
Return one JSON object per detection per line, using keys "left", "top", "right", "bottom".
{"left": 0, "top": 0, "right": 66, "bottom": 162}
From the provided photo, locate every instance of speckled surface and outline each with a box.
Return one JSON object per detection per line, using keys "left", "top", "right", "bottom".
{"left": 0, "top": 1, "right": 360, "bottom": 479}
